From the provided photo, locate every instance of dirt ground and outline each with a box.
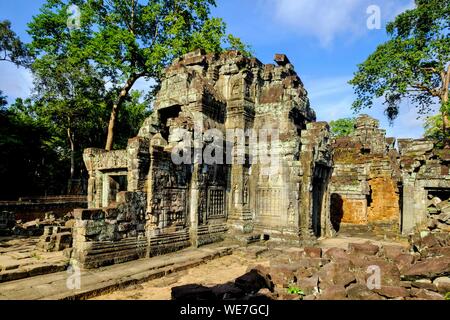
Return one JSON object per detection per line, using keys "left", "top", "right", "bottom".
{"left": 93, "top": 253, "right": 263, "bottom": 300}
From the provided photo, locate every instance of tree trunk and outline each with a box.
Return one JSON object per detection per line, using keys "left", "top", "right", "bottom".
{"left": 442, "top": 68, "right": 450, "bottom": 147}
{"left": 67, "top": 127, "right": 75, "bottom": 193}
{"left": 105, "top": 73, "right": 142, "bottom": 151}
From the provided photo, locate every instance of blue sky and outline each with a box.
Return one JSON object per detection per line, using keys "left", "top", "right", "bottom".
{"left": 0, "top": 0, "right": 435, "bottom": 139}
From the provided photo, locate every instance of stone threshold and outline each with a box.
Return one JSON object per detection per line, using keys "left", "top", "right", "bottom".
{"left": 0, "top": 245, "right": 236, "bottom": 300}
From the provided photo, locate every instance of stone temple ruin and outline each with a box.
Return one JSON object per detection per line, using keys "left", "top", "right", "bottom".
{"left": 61, "top": 50, "right": 449, "bottom": 269}
{"left": 330, "top": 116, "right": 450, "bottom": 236}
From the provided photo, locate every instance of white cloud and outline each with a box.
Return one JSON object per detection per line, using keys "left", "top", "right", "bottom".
{"left": 266, "top": 0, "right": 415, "bottom": 46}
{"left": 303, "top": 74, "right": 432, "bottom": 139}
{"left": 305, "top": 75, "right": 353, "bottom": 100}
{"left": 0, "top": 63, "right": 33, "bottom": 104}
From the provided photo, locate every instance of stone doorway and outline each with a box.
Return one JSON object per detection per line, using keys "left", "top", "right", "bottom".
{"left": 312, "top": 165, "right": 330, "bottom": 237}
{"left": 101, "top": 172, "right": 128, "bottom": 207}
{"left": 330, "top": 193, "right": 344, "bottom": 232}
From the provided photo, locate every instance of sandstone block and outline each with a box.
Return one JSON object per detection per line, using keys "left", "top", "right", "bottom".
{"left": 348, "top": 242, "right": 379, "bottom": 256}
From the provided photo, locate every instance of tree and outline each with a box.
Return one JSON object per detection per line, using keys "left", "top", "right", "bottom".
{"left": 0, "top": 20, "right": 31, "bottom": 67}
{"left": 424, "top": 113, "right": 450, "bottom": 147}
{"left": 1, "top": 20, "right": 31, "bottom": 108}
{"left": 87, "top": 0, "right": 251, "bottom": 150}
{"left": 0, "top": 90, "right": 6, "bottom": 108}
{"left": 28, "top": 1, "right": 109, "bottom": 189}
{"left": 31, "top": 58, "right": 109, "bottom": 187}
{"left": 28, "top": 0, "right": 251, "bottom": 151}
{"left": 0, "top": 98, "right": 68, "bottom": 199}
{"left": 329, "top": 117, "right": 356, "bottom": 138}
{"left": 349, "top": 0, "right": 450, "bottom": 139}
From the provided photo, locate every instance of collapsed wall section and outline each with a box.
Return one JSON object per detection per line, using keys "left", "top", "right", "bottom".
{"left": 330, "top": 115, "right": 401, "bottom": 235}
{"left": 399, "top": 139, "right": 450, "bottom": 234}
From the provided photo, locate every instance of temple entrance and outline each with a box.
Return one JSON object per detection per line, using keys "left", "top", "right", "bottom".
{"left": 312, "top": 165, "right": 330, "bottom": 237}
{"left": 330, "top": 193, "right": 344, "bottom": 232}
{"left": 101, "top": 171, "right": 128, "bottom": 207}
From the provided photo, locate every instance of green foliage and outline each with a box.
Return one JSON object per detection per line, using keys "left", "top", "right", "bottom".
{"left": 349, "top": 0, "right": 450, "bottom": 123}
{"left": 0, "top": 0, "right": 250, "bottom": 197}
{"left": 0, "top": 90, "right": 7, "bottom": 107}
{"left": 115, "top": 90, "right": 152, "bottom": 149}
{"left": 0, "top": 20, "right": 31, "bottom": 67}
{"left": 287, "top": 284, "right": 305, "bottom": 296}
{"left": 225, "top": 34, "right": 253, "bottom": 57}
{"left": 445, "top": 292, "right": 450, "bottom": 300}
{"left": 424, "top": 113, "right": 450, "bottom": 146}
{"left": 0, "top": 99, "right": 68, "bottom": 199}
{"left": 330, "top": 117, "right": 356, "bottom": 138}
{"left": 28, "top": 0, "right": 252, "bottom": 149}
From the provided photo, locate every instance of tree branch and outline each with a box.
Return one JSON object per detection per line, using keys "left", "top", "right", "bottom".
{"left": 411, "top": 83, "right": 441, "bottom": 97}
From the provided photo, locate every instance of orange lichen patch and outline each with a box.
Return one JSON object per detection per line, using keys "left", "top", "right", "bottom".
{"left": 367, "top": 177, "right": 400, "bottom": 223}
{"left": 341, "top": 198, "right": 367, "bottom": 225}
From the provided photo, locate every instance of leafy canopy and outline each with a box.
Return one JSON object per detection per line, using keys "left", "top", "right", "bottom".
{"left": 0, "top": 20, "right": 31, "bottom": 67}
{"left": 28, "top": 0, "right": 252, "bottom": 150}
{"left": 349, "top": 0, "right": 450, "bottom": 122}
{"left": 329, "top": 118, "right": 356, "bottom": 138}
{"left": 424, "top": 113, "right": 450, "bottom": 146}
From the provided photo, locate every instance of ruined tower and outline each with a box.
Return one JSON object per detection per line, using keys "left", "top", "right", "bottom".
{"left": 72, "top": 50, "right": 333, "bottom": 268}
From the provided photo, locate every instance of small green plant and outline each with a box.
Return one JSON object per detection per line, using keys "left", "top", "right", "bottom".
{"left": 31, "top": 252, "right": 42, "bottom": 260}
{"left": 444, "top": 292, "right": 450, "bottom": 300}
{"left": 287, "top": 284, "right": 305, "bottom": 296}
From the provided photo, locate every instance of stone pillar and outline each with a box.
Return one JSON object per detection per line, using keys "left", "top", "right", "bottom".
{"left": 189, "top": 164, "right": 200, "bottom": 247}
{"left": 87, "top": 174, "right": 95, "bottom": 208}
{"left": 402, "top": 179, "right": 416, "bottom": 234}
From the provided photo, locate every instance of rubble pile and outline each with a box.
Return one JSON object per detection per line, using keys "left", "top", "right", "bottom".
{"left": 172, "top": 234, "right": 450, "bottom": 300}
{"left": 11, "top": 212, "right": 73, "bottom": 237}
{"left": 36, "top": 226, "right": 73, "bottom": 253}
{"left": 426, "top": 195, "right": 450, "bottom": 232}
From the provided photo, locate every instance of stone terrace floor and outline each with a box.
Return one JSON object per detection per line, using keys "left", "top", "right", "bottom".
{"left": 0, "top": 236, "right": 68, "bottom": 283}
{"left": 0, "top": 244, "right": 235, "bottom": 300}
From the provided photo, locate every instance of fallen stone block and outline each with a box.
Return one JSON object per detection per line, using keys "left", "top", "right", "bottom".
{"left": 234, "top": 269, "right": 274, "bottom": 294}
{"left": 436, "top": 201, "right": 450, "bottom": 213}
{"left": 373, "top": 285, "right": 410, "bottom": 298}
{"left": 171, "top": 284, "right": 216, "bottom": 300}
{"left": 318, "top": 285, "right": 347, "bottom": 300}
{"left": 428, "top": 197, "right": 442, "bottom": 207}
{"left": 73, "top": 209, "right": 105, "bottom": 221}
{"left": 303, "top": 247, "right": 322, "bottom": 258}
{"left": 382, "top": 245, "right": 406, "bottom": 260}
{"left": 411, "top": 288, "right": 444, "bottom": 300}
{"left": 211, "top": 282, "right": 244, "bottom": 300}
{"left": 346, "top": 283, "right": 384, "bottom": 300}
{"left": 402, "top": 257, "right": 450, "bottom": 280}
{"left": 323, "top": 247, "right": 348, "bottom": 261}
{"left": 433, "top": 277, "right": 450, "bottom": 294}
{"left": 393, "top": 254, "right": 415, "bottom": 272}
{"left": 410, "top": 279, "right": 437, "bottom": 292}
{"left": 348, "top": 242, "right": 379, "bottom": 256}
{"left": 297, "top": 275, "right": 318, "bottom": 295}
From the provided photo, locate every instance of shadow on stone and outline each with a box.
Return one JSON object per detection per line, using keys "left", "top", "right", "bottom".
{"left": 171, "top": 269, "right": 275, "bottom": 301}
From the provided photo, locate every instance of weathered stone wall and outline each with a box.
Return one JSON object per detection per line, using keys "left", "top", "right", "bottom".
{"left": 367, "top": 177, "right": 399, "bottom": 222}
{"left": 330, "top": 115, "right": 401, "bottom": 234}
{"left": 398, "top": 139, "right": 450, "bottom": 234}
{"left": 71, "top": 191, "right": 147, "bottom": 268}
